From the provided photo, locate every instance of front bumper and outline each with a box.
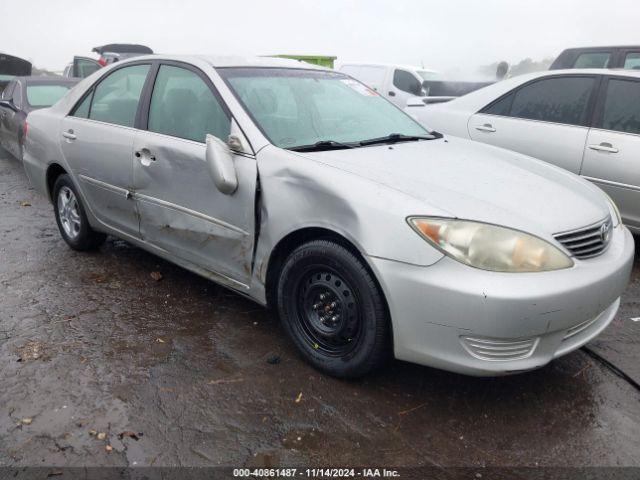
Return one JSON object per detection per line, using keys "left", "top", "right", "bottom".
{"left": 369, "top": 225, "right": 634, "bottom": 376}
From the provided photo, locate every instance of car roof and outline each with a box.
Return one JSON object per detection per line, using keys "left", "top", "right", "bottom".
{"left": 17, "top": 76, "right": 79, "bottom": 85}
{"left": 546, "top": 68, "right": 640, "bottom": 78}
{"left": 433, "top": 68, "right": 640, "bottom": 112}
{"left": 122, "top": 54, "right": 332, "bottom": 70}
{"left": 340, "top": 62, "right": 439, "bottom": 72}
{"left": 93, "top": 44, "right": 153, "bottom": 55}
{"left": 561, "top": 45, "right": 640, "bottom": 51}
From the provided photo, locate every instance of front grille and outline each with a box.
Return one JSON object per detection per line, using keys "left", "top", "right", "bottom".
{"left": 553, "top": 217, "right": 612, "bottom": 259}
{"left": 460, "top": 336, "right": 538, "bottom": 361}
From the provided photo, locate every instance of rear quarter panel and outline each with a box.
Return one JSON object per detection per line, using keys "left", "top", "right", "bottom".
{"left": 23, "top": 108, "right": 64, "bottom": 199}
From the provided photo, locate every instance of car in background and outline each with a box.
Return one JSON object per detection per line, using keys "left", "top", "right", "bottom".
{"left": 63, "top": 44, "right": 154, "bottom": 78}
{"left": 339, "top": 63, "right": 441, "bottom": 108}
{"left": 0, "top": 53, "right": 32, "bottom": 93}
{"left": 22, "top": 55, "right": 633, "bottom": 378}
{"left": 0, "top": 76, "right": 78, "bottom": 160}
{"left": 550, "top": 46, "right": 640, "bottom": 70}
{"left": 406, "top": 69, "right": 640, "bottom": 233}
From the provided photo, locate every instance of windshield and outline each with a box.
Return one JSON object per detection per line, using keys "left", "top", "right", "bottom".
{"left": 219, "top": 68, "right": 430, "bottom": 149}
{"left": 26, "top": 84, "right": 71, "bottom": 107}
{"left": 417, "top": 70, "right": 442, "bottom": 81}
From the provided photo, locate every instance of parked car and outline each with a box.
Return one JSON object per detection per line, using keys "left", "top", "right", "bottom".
{"left": 406, "top": 69, "right": 640, "bottom": 234}
{"left": 63, "top": 44, "right": 154, "bottom": 79}
{"left": 550, "top": 46, "right": 640, "bottom": 70}
{"left": 0, "top": 53, "right": 32, "bottom": 93}
{"left": 339, "top": 63, "right": 441, "bottom": 108}
{"left": 23, "top": 56, "right": 633, "bottom": 377}
{"left": 0, "top": 76, "right": 78, "bottom": 160}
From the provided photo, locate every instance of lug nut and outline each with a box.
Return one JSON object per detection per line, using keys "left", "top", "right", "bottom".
{"left": 313, "top": 302, "right": 322, "bottom": 310}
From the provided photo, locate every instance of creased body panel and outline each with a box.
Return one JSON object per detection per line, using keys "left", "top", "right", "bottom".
{"left": 133, "top": 131, "right": 257, "bottom": 285}
{"left": 250, "top": 145, "right": 450, "bottom": 302}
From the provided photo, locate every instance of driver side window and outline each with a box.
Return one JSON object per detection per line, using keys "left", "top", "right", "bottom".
{"left": 147, "top": 65, "right": 230, "bottom": 143}
{"left": 393, "top": 70, "right": 422, "bottom": 95}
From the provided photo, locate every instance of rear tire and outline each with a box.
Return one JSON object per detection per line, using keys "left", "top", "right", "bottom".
{"left": 277, "top": 239, "right": 390, "bottom": 378}
{"left": 53, "top": 174, "right": 106, "bottom": 251}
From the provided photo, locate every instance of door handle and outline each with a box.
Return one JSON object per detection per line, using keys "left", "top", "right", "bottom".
{"left": 62, "top": 130, "right": 76, "bottom": 140}
{"left": 388, "top": 91, "right": 396, "bottom": 97}
{"left": 588, "top": 142, "right": 619, "bottom": 154}
{"left": 475, "top": 124, "right": 496, "bottom": 133}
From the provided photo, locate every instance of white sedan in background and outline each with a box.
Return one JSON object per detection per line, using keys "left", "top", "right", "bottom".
{"left": 406, "top": 69, "right": 640, "bottom": 233}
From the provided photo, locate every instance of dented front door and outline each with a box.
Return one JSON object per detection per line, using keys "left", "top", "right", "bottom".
{"left": 132, "top": 130, "right": 257, "bottom": 286}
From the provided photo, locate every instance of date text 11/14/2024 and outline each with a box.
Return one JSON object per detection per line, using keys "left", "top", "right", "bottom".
{"left": 233, "top": 468, "right": 401, "bottom": 478}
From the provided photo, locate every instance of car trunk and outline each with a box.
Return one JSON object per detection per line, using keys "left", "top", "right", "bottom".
{"left": 0, "top": 53, "right": 32, "bottom": 93}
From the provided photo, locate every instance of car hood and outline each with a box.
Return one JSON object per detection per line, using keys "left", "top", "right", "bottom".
{"left": 296, "top": 137, "right": 609, "bottom": 235}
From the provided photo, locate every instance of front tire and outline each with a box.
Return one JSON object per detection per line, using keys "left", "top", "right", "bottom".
{"left": 277, "top": 240, "right": 390, "bottom": 378}
{"left": 53, "top": 174, "right": 106, "bottom": 251}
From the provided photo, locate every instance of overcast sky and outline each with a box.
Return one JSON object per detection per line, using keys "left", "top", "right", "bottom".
{"left": 3, "top": 0, "right": 638, "bottom": 73}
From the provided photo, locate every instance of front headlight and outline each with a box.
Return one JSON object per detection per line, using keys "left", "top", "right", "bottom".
{"left": 601, "top": 192, "right": 622, "bottom": 227}
{"left": 408, "top": 217, "right": 574, "bottom": 272}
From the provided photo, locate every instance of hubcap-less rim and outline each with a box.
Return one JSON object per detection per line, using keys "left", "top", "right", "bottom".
{"left": 57, "top": 186, "right": 81, "bottom": 239}
{"left": 296, "top": 268, "right": 362, "bottom": 356}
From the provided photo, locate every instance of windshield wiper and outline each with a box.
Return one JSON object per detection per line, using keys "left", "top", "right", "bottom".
{"left": 289, "top": 140, "right": 357, "bottom": 152}
{"left": 358, "top": 132, "right": 438, "bottom": 146}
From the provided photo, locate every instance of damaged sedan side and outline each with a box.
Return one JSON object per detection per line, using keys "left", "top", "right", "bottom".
{"left": 22, "top": 55, "right": 634, "bottom": 378}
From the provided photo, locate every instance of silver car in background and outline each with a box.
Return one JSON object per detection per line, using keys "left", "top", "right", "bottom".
{"left": 406, "top": 69, "right": 640, "bottom": 233}
{"left": 23, "top": 56, "right": 634, "bottom": 377}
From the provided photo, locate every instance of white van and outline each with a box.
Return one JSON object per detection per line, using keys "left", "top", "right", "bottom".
{"left": 339, "top": 63, "right": 441, "bottom": 108}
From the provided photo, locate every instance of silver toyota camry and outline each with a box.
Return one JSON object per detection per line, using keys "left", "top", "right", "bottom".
{"left": 23, "top": 55, "right": 634, "bottom": 377}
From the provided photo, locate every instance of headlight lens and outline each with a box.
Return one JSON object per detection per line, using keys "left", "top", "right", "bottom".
{"left": 602, "top": 192, "right": 622, "bottom": 227}
{"left": 409, "top": 218, "right": 574, "bottom": 272}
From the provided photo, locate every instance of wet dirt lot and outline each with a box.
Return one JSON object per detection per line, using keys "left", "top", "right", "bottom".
{"left": 1, "top": 150, "right": 640, "bottom": 470}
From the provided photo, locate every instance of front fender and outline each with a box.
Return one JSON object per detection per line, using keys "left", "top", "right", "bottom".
{"left": 250, "top": 146, "right": 446, "bottom": 302}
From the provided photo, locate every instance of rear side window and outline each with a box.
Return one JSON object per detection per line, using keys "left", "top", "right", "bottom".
{"left": 88, "top": 64, "right": 150, "bottom": 127}
{"left": 509, "top": 77, "right": 595, "bottom": 126}
{"left": 12, "top": 83, "right": 23, "bottom": 109}
{"left": 623, "top": 53, "right": 640, "bottom": 70}
{"left": 393, "top": 70, "right": 422, "bottom": 95}
{"left": 481, "top": 92, "right": 514, "bottom": 116}
{"left": 148, "top": 65, "right": 230, "bottom": 143}
{"left": 26, "top": 84, "right": 71, "bottom": 107}
{"left": 601, "top": 79, "right": 640, "bottom": 135}
{"left": 1, "top": 81, "right": 15, "bottom": 100}
{"left": 75, "top": 58, "right": 101, "bottom": 79}
{"left": 72, "top": 91, "right": 93, "bottom": 119}
{"left": 574, "top": 52, "right": 611, "bottom": 68}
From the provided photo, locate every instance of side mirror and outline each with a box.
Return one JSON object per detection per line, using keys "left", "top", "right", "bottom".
{"left": 406, "top": 98, "right": 425, "bottom": 108}
{"left": 206, "top": 134, "right": 238, "bottom": 195}
{"left": 0, "top": 100, "right": 17, "bottom": 111}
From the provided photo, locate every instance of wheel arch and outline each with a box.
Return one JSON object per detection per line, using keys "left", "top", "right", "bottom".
{"left": 264, "top": 227, "right": 391, "bottom": 325}
{"left": 45, "top": 163, "right": 68, "bottom": 201}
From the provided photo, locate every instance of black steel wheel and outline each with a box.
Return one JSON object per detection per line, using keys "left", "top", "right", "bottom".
{"left": 277, "top": 239, "right": 390, "bottom": 378}
{"left": 297, "top": 267, "right": 362, "bottom": 356}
